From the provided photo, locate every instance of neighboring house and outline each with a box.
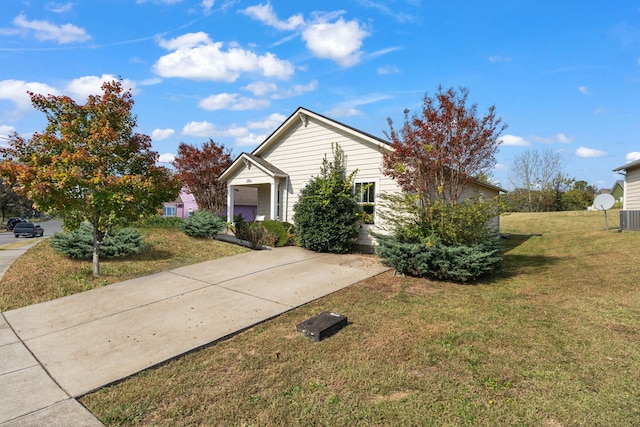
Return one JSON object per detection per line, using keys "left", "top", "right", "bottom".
{"left": 613, "top": 159, "right": 640, "bottom": 230}
{"left": 220, "top": 107, "right": 505, "bottom": 250}
{"left": 163, "top": 186, "right": 198, "bottom": 218}
{"left": 611, "top": 180, "right": 624, "bottom": 203}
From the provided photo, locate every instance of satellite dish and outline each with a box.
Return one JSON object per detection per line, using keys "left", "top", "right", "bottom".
{"left": 594, "top": 193, "right": 615, "bottom": 211}
{"left": 593, "top": 193, "right": 615, "bottom": 230}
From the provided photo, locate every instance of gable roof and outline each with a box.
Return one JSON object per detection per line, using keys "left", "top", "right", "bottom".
{"left": 220, "top": 152, "right": 287, "bottom": 182}
{"left": 252, "top": 106, "right": 391, "bottom": 157}
{"left": 613, "top": 158, "right": 640, "bottom": 172}
{"left": 220, "top": 106, "right": 507, "bottom": 193}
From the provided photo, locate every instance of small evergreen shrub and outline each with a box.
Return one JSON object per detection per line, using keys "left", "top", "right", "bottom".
{"left": 235, "top": 221, "right": 276, "bottom": 249}
{"left": 51, "top": 224, "right": 145, "bottom": 259}
{"left": 262, "top": 220, "right": 287, "bottom": 247}
{"left": 374, "top": 233, "right": 502, "bottom": 283}
{"left": 179, "top": 210, "right": 225, "bottom": 238}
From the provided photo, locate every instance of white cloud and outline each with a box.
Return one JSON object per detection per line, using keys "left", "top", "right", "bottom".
{"left": 271, "top": 79, "right": 318, "bottom": 99}
{"left": 302, "top": 18, "right": 369, "bottom": 67}
{"left": 64, "top": 75, "right": 137, "bottom": 101}
{"left": 235, "top": 133, "right": 266, "bottom": 146}
{"left": 152, "top": 128, "right": 175, "bottom": 140}
{"left": 625, "top": 152, "right": 640, "bottom": 162}
{"left": 201, "top": 0, "right": 214, "bottom": 14}
{"left": 198, "top": 93, "right": 270, "bottom": 110}
{"left": 240, "top": 3, "right": 304, "bottom": 30}
{"left": 157, "top": 152, "right": 176, "bottom": 163}
{"left": 247, "top": 113, "right": 287, "bottom": 129}
{"left": 377, "top": 65, "right": 400, "bottom": 75}
{"left": 531, "top": 133, "right": 573, "bottom": 144}
{"left": 0, "top": 79, "right": 59, "bottom": 110}
{"left": 555, "top": 133, "right": 573, "bottom": 144}
{"left": 578, "top": 86, "right": 589, "bottom": 94}
{"left": 576, "top": 146, "right": 607, "bottom": 158}
{"left": 182, "top": 120, "right": 249, "bottom": 139}
{"left": 242, "top": 81, "right": 278, "bottom": 96}
{"left": 0, "top": 124, "right": 16, "bottom": 138}
{"left": 499, "top": 134, "right": 530, "bottom": 146}
{"left": 326, "top": 106, "right": 363, "bottom": 118}
{"left": 494, "top": 163, "right": 506, "bottom": 171}
{"left": 154, "top": 32, "right": 295, "bottom": 82}
{"left": 182, "top": 120, "right": 217, "bottom": 137}
{"left": 12, "top": 13, "right": 91, "bottom": 44}
{"left": 46, "top": 2, "right": 73, "bottom": 13}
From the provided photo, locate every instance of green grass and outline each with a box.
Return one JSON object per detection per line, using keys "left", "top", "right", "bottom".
{"left": 0, "top": 227, "right": 248, "bottom": 311}
{"left": 71, "top": 210, "right": 640, "bottom": 426}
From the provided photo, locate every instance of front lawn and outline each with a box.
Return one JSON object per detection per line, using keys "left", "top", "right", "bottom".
{"left": 75, "top": 210, "right": 640, "bottom": 426}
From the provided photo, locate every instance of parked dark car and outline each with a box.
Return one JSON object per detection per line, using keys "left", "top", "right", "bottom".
{"left": 6, "top": 217, "right": 24, "bottom": 231}
{"left": 14, "top": 222, "right": 44, "bottom": 238}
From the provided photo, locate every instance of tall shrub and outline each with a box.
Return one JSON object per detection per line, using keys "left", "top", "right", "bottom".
{"left": 293, "top": 143, "right": 358, "bottom": 254}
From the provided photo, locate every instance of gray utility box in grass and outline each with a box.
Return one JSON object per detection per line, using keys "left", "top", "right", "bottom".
{"left": 296, "top": 312, "right": 348, "bottom": 341}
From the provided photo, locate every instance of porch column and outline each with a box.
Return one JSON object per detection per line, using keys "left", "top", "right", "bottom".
{"left": 227, "top": 184, "right": 234, "bottom": 223}
{"left": 270, "top": 181, "right": 277, "bottom": 220}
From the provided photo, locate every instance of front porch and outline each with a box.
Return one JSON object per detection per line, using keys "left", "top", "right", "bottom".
{"left": 223, "top": 153, "right": 290, "bottom": 224}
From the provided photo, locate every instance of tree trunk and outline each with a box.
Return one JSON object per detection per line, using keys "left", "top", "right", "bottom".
{"left": 92, "top": 223, "right": 101, "bottom": 278}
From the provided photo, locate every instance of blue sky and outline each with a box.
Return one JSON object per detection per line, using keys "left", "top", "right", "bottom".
{"left": 1, "top": 1, "right": 639, "bottom": 190}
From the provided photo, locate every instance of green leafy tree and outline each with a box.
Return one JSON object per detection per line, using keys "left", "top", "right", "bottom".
{"left": 293, "top": 143, "right": 359, "bottom": 253}
{"left": 0, "top": 80, "right": 181, "bottom": 277}
{"left": 0, "top": 179, "right": 33, "bottom": 221}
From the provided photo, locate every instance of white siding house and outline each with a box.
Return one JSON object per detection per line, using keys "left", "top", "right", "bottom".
{"left": 613, "top": 159, "right": 640, "bottom": 230}
{"left": 220, "top": 107, "right": 504, "bottom": 249}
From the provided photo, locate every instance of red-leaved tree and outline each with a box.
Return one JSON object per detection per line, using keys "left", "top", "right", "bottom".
{"left": 172, "top": 139, "right": 232, "bottom": 216}
{"left": 383, "top": 86, "right": 507, "bottom": 208}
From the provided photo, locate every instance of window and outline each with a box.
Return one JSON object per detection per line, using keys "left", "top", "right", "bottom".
{"left": 163, "top": 206, "right": 176, "bottom": 217}
{"left": 355, "top": 182, "right": 376, "bottom": 224}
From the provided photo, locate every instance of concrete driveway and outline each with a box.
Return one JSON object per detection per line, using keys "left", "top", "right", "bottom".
{"left": 1, "top": 246, "right": 388, "bottom": 425}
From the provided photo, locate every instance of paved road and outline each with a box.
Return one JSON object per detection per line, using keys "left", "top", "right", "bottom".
{"left": 0, "top": 219, "right": 63, "bottom": 246}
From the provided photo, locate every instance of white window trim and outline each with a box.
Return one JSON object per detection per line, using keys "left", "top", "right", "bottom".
{"left": 354, "top": 178, "right": 379, "bottom": 228}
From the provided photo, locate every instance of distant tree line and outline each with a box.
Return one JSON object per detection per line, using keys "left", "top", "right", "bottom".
{"left": 503, "top": 149, "right": 596, "bottom": 212}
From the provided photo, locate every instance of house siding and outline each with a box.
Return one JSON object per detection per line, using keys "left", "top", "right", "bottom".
{"left": 257, "top": 115, "right": 401, "bottom": 246}
{"left": 624, "top": 167, "right": 640, "bottom": 210}
{"left": 229, "top": 165, "right": 275, "bottom": 185}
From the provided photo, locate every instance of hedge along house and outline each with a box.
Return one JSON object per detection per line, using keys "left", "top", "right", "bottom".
{"left": 613, "top": 158, "right": 640, "bottom": 230}
{"left": 220, "top": 107, "right": 505, "bottom": 251}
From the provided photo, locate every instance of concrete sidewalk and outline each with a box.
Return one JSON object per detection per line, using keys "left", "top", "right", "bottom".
{"left": 1, "top": 246, "right": 387, "bottom": 425}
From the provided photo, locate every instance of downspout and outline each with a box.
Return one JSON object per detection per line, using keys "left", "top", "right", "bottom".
{"left": 284, "top": 176, "right": 289, "bottom": 222}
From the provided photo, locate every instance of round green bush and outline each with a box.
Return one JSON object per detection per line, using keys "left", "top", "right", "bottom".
{"left": 179, "top": 210, "right": 225, "bottom": 238}
{"left": 262, "top": 220, "right": 287, "bottom": 247}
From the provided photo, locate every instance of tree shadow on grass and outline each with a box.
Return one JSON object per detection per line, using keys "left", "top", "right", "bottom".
{"left": 499, "top": 233, "right": 540, "bottom": 252}
{"left": 474, "top": 234, "right": 561, "bottom": 284}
